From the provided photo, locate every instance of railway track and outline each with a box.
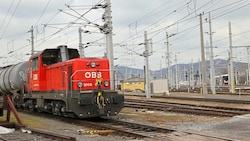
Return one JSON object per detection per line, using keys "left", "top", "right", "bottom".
{"left": 159, "top": 95, "right": 250, "bottom": 104}
{"left": 0, "top": 126, "right": 76, "bottom": 141}
{"left": 14, "top": 93, "right": 250, "bottom": 140}
{"left": 124, "top": 93, "right": 250, "bottom": 104}
{"left": 81, "top": 117, "right": 236, "bottom": 141}
{"left": 18, "top": 111, "right": 239, "bottom": 141}
{"left": 125, "top": 98, "right": 250, "bottom": 117}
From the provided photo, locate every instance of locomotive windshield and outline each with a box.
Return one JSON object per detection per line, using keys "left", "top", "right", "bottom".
{"left": 41, "top": 48, "right": 79, "bottom": 66}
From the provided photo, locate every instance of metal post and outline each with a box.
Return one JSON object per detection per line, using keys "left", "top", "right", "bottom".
{"left": 166, "top": 32, "right": 171, "bottom": 91}
{"left": 79, "top": 27, "right": 84, "bottom": 58}
{"left": 198, "top": 58, "right": 201, "bottom": 86}
{"left": 208, "top": 12, "right": 216, "bottom": 94}
{"left": 191, "top": 58, "right": 194, "bottom": 88}
{"left": 5, "top": 94, "right": 23, "bottom": 125}
{"left": 199, "top": 14, "right": 208, "bottom": 94}
{"left": 229, "top": 22, "right": 235, "bottom": 93}
{"left": 248, "top": 47, "right": 250, "bottom": 85}
{"left": 105, "top": 0, "right": 115, "bottom": 90}
{"left": 175, "top": 54, "right": 179, "bottom": 89}
{"left": 228, "top": 51, "right": 231, "bottom": 86}
{"left": 144, "top": 31, "right": 151, "bottom": 98}
{"left": 114, "top": 69, "right": 117, "bottom": 90}
{"left": 30, "top": 26, "right": 34, "bottom": 56}
{"left": 160, "top": 60, "right": 163, "bottom": 78}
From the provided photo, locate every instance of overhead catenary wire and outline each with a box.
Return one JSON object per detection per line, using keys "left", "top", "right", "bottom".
{"left": 0, "top": 0, "right": 21, "bottom": 40}
{"left": 1, "top": 0, "right": 250, "bottom": 68}
{"left": 122, "top": 0, "right": 214, "bottom": 44}
{"left": 0, "top": 3, "right": 95, "bottom": 59}
{"left": 37, "top": 1, "right": 105, "bottom": 46}
{"left": 119, "top": 0, "right": 245, "bottom": 43}
{"left": 0, "top": 0, "right": 15, "bottom": 36}
{"left": 34, "top": 0, "right": 51, "bottom": 26}
{"left": 116, "top": 0, "right": 250, "bottom": 65}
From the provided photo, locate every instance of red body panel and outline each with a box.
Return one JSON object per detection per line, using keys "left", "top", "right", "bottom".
{"left": 27, "top": 56, "right": 111, "bottom": 92}
{"left": 27, "top": 56, "right": 46, "bottom": 91}
{"left": 70, "top": 58, "right": 110, "bottom": 90}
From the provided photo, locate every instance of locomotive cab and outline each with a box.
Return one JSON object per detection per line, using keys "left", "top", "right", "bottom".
{"left": 27, "top": 45, "right": 79, "bottom": 91}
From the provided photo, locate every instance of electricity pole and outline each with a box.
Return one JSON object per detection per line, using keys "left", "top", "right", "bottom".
{"left": 199, "top": 14, "right": 208, "bottom": 94}
{"left": 229, "top": 22, "right": 235, "bottom": 93}
{"left": 208, "top": 12, "right": 216, "bottom": 94}
{"left": 248, "top": 47, "right": 250, "bottom": 85}
{"left": 166, "top": 32, "right": 171, "bottom": 91}
{"left": 104, "top": 0, "right": 115, "bottom": 90}
{"left": 79, "top": 27, "right": 84, "bottom": 58}
{"left": 175, "top": 54, "right": 179, "bottom": 90}
{"left": 29, "top": 26, "right": 34, "bottom": 56}
{"left": 165, "top": 32, "right": 176, "bottom": 91}
{"left": 191, "top": 58, "right": 194, "bottom": 88}
{"left": 143, "top": 31, "right": 151, "bottom": 98}
{"left": 229, "top": 45, "right": 250, "bottom": 85}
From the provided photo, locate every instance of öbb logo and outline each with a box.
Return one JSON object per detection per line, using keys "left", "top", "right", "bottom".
{"left": 84, "top": 72, "right": 102, "bottom": 79}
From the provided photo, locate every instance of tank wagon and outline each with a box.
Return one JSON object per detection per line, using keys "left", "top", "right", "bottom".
{"left": 0, "top": 45, "right": 124, "bottom": 118}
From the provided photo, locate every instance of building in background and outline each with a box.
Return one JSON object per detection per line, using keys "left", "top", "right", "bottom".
{"left": 121, "top": 78, "right": 169, "bottom": 95}
{"left": 120, "top": 77, "right": 144, "bottom": 92}
{"left": 151, "top": 79, "right": 169, "bottom": 94}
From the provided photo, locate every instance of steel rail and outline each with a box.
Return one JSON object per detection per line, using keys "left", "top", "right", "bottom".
{"left": 125, "top": 99, "right": 250, "bottom": 117}
{"left": 23, "top": 127, "right": 76, "bottom": 141}
{"left": 18, "top": 109, "right": 240, "bottom": 140}
{"left": 124, "top": 93, "right": 250, "bottom": 104}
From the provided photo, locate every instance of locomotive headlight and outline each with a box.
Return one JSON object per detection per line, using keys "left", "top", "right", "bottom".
{"left": 90, "top": 62, "right": 96, "bottom": 68}
{"left": 104, "top": 81, "right": 109, "bottom": 87}
{"left": 78, "top": 81, "right": 83, "bottom": 88}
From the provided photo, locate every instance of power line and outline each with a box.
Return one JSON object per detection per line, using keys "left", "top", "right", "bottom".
{"left": 39, "top": 3, "right": 102, "bottom": 48}
{"left": 0, "top": 0, "right": 14, "bottom": 34}
{"left": 0, "top": 0, "right": 21, "bottom": 40}
{"left": 34, "top": 0, "right": 51, "bottom": 26}
{"left": 40, "top": 0, "right": 74, "bottom": 26}
{"left": 117, "top": 0, "right": 247, "bottom": 47}
{"left": 211, "top": 1, "right": 250, "bottom": 19}
{"left": 116, "top": 1, "right": 250, "bottom": 65}
{"left": 127, "top": 0, "right": 172, "bottom": 25}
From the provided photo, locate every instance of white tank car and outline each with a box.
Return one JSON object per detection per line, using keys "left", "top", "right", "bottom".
{"left": 0, "top": 62, "right": 28, "bottom": 95}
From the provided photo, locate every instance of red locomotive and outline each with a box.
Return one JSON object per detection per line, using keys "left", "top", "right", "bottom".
{"left": 0, "top": 45, "right": 124, "bottom": 118}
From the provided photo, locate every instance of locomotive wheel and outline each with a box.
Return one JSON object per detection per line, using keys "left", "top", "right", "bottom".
{"left": 36, "top": 107, "right": 43, "bottom": 113}
{"left": 52, "top": 106, "right": 58, "bottom": 115}
{"left": 28, "top": 104, "right": 35, "bottom": 111}
{"left": 51, "top": 101, "right": 63, "bottom": 116}
{"left": 24, "top": 100, "right": 35, "bottom": 111}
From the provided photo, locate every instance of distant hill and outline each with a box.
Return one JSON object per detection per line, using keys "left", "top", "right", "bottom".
{"left": 116, "top": 59, "right": 247, "bottom": 81}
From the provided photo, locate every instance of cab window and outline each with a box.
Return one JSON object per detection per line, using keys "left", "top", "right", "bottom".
{"left": 32, "top": 57, "right": 39, "bottom": 70}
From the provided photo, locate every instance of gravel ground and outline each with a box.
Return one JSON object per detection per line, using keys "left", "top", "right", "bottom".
{"left": 1, "top": 108, "right": 249, "bottom": 141}
{"left": 1, "top": 93, "right": 250, "bottom": 140}
{"left": 0, "top": 108, "right": 228, "bottom": 141}
{"left": 18, "top": 113, "right": 134, "bottom": 141}
{"left": 116, "top": 108, "right": 250, "bottom": 140}
{"left": 0, "top": 111, "right": 134, "bottom": 141}
{"left": 201, "top": 115, "right": 250, "bottom": 139}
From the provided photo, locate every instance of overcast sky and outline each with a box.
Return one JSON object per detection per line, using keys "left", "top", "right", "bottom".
{"left": 0, "top": 0, "right": 250, "bottom": 70}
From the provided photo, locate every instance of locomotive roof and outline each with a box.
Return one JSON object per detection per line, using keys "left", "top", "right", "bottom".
{"left": 29, "top": 47, "right": 79, "bottom": 60}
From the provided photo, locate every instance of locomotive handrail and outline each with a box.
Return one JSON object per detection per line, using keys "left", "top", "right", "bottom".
{"left": 62, "top": 71, "right": 69, "bottom": 110}
{"left": 69, "top": 69, "right": 110, "bottom": 98}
